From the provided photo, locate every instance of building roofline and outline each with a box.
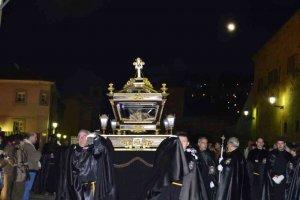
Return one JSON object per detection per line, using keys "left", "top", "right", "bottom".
{"left": 0, "top": 79, "right": 55, "bottom": 85}
{"left": 253, "top": 10, "right": 300, "bottom": 62}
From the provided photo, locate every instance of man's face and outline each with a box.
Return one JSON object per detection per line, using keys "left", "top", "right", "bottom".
{"left": 198, "top": 138, "right": 208, "bottom": 151}
{"left": 248, "top": 140, "right": 253, "bottom": 147}
{"left": 226, "top": 143, "right": 236, "bottom": 152}
{"left": 256, "top": 138, "right": 264, "bottom": 149}
{"left": 277, "top": 141, "right": 285, "bottom": 151}
{"left": 29, "top": 134, "right": 37, "bottom": 144}
{"left": 215, "top": 143, "right": 221, "bottom": 150}
{"left": 78, "top": 131, "right": 88, "bottom": 147}
{"left": 179, "top": 136, "right": 189, "bottom": 151}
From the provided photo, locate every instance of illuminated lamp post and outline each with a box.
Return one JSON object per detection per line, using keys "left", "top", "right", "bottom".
{"left": 167, "top": 114, "right": 175, "bottom": 135}
{"left": 99, "top": 114, "right": 109, "bottom": 134}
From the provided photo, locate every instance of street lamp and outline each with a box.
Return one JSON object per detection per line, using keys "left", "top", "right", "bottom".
{"left": 99, "top": 114, "right": 109, "bottom": 134}
{"left": 269, "top": 96, "right": 284, "bottom": 109}
{"left": 163, "top": 119, "right": 170, "bottom": 134}
{"left": 63, "top": 135, "right": 67, "bottom": 139}
{"left": 167, "top": 114, "right": 175, "bottom": 135}
{"left": 111, "top": 119, "right": 117, "bottom": 134}
{"left": 163, "top": 119, "right": 169, "bottom": 130}
{"left": 52, "top": 122, "right": 58, "bottom": 134}
{"left": 242, "top": 110, "right": 255, "bottom": 120}
{"left": 269, "top": 97, "right": 276, "bottom": 105}
{"left": 56, "top": 133, "right": 61, "bottom": 139}
{"left": 243, "top": 110, "right": 249, "bottom": 116}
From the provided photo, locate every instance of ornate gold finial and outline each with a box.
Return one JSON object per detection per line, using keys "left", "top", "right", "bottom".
{"left": 161, "top": 83, "right": 168, "bottom": 97}
{"left": 133, "top": 57, "right": 145, "bottom": 78}
{"left": 108, "top": 83, "right": 114, "bottom": 96}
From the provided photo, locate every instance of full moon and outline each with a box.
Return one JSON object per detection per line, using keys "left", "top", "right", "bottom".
{"left": 227, "top": 22, "right": 236, "bottom": 32}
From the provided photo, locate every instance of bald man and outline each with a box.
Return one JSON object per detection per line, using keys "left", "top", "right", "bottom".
{"left": 56, "top": 130, "right": 116, "bottom": 200}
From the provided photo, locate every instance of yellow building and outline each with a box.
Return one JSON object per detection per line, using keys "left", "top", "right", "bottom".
{"left": 0, "top": 79, "right": 57, "bottom": 136}
{"left": 244, "top": 11, "right": 300, "bottom": 142}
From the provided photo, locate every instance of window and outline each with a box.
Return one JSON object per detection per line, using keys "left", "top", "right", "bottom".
{"left": 40, "top": 90, "right": 49, "bottom": 106}
{"left": 268, "top": 69, "right": 279, "bottom": 85}
{"left": 296, "top": 120, "right": 300, "bottom": 133}
{"left": 283, "top": 122, "right": 288, "bottom": 134}
{"left": 13, "top": 119, "right": 25, "bottom": 133}
{"left": 16, "top": 90, "right": 26, "bottom": 104}
{"left": 257, "top": 78, "right": 264, "bottom": 92}
{"left": 287, "top": 54, "right": 300, "bottom": 75}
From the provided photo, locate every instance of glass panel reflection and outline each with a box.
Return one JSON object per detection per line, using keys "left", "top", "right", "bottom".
{"left": 118, "top": 102, "right": 158, "bottom": 122}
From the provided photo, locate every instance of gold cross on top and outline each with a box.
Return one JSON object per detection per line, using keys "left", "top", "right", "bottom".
{"left": 133, "top": 57, "right": 145, "bottom": 78}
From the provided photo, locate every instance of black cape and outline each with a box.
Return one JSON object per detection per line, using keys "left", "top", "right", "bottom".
{"left": 143, "top": 137, "right": 208, "bottom": 200}
{"left": 197, "top": 150, "right": 217, "bottom": 200}
{"left": 216, "top": 149, "right": 250, "bottom": 200}
{"left": 265, "top": 149, "right": 294, "bottom": 200}
{"left": 34, "top": 141, "right": 60, "bottom": 194}
{"left": 56, "top": 135, "right": 116, "bottom": 200}
{"left": 287, "top": 157, "right": 300, "bottom": 200}
{"left": 247, "top": 148, "right": 268, "bottom": 200}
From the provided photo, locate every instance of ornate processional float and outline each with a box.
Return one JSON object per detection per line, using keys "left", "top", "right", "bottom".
{"left": 100, "top": 58, "right": 176, "bottom": 151}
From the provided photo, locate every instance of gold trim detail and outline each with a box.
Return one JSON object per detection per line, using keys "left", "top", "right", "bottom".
{"left": 113, "top": 156, "right": 153, "bottom": 168}
{"left": 122, "top": 138, "right": 153, "bottom": 148}
{"left": 172, "top": 182, "right": 183, "bottom": 186}
{"left": 82, "top": 181, "right": 96, "bottom": 195}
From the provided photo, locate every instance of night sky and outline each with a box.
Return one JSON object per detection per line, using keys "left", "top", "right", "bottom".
{"left": 0, "top": 0, "right": 299, "bottom": 86}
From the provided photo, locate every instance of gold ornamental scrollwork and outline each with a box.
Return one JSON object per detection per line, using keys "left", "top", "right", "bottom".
{"left": 142, "top": 139, "right": 153, "bottom": 149}
{"left": 133, "top": 93, "right": 143, "bottom": 100}
{"left": 122, "top": 140, "right": 133, "bottom": 149}
{"left": 132, "top": 125, "right": 145, "bottom": 133}
{"left": 143, "top": 78, "right": 154, "bottom": 89}
{"left": 122, "top": 138, "right": 153, "bottom": 150}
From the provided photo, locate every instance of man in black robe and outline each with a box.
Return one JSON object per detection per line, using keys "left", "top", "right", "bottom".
{"left": 34, "top": 135, "right": 60, "bottom": 194}
{"left": 287, "top": 155, "right": 300, "bottom": 200}
{"left": 247, "top": 137, "right": 268, "bottom": 200}
{"left": 216, "top": 137, "right": 250, "bottom": 200}
{"left": 265, "top": 137, "right": 294, "bottom": 200}
{"left": 144, "top": 132, "right": 208, "bottom": 200}
{"left": 56, "top": 129, "right": 116, "bottom": 200}
{"left": 197, "top": 136, "right": 217, "bottom": 200}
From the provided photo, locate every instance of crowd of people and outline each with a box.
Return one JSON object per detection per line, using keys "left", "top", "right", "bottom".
{"left": 178, "top": 135, "right": 300, "bottom": 200}
{"left": 144, "top": 134, "right": 300, "bottom": 200}
{"left": 1, "top": 130, "right": 300, "bottom": 200}
{"left": 197, "top": 137, "right": 300, "bottom": 200}
{"left": 0, "top": 132, "right": 68, "bottom": 200}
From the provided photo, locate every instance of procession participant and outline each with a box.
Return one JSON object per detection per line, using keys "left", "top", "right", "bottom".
{"left": 247, "top": 137, "right": 268, "bottom": 200}
{"left": 197, "top": 137, "right": 217, "bottom": 200}
{"left": 56, "top": 129, "right": 116, "bottom": 200}
{"left": 287, "top": 150, "right": 300, "bottom": 200}
{"left": 265, "top": 137, "right": 294, "bottom": 200}
{"left": 144, "top": 132, "right": 208, "bottom": 200}
{"left": 214, "top": 142, "right": 221, "bottom": 160}
{"left": 244, "top": 140, "right": 254, "bottom": 159}
{"left": 35, "top": 135, "right": 60, "bottom": 194}
{"left": 216, "top": 137, "right": 250, "bottom": 200}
